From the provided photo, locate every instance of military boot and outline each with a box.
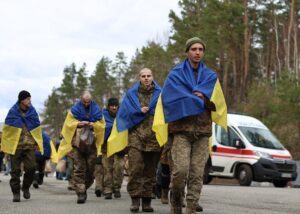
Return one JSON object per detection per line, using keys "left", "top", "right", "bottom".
{"left": 33, "top": 180, "right": 39, "bottom": 189}
{"left": 12, "top": 192, "right": 21, "bottom": 202}
{"left": 185, "top": 201, "right": 200, "bottom": 214}
{"left": 142, "top": 197, "right": 154, "bottom": 212}
{"left": 161, "top": 188, "right": 169, "bottom": 204}
{"left": 130, "top": 197, "right": 140, "bottom": 212}
{"left": 196, "top": 203, "right": 203, "bottom": 212}
{"left": 114, "top": 190, "right": 121, "bottom": 198}
{"left": 22, "top": 189, "right": 31, "bottom": 199}
{"left": 77, "top": 192, "right": 87, "bottom": 204}
{"left": 170, "top": 190, "right": 182, "bottom": 214}
{"left": 95, "top": 190, "right": 102, "bottom": 197}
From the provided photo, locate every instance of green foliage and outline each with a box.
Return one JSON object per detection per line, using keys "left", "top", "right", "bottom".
{"left": 126, "top": 42, "right": 174, "bottom": 88}
{"left": 75, "top": 63, "right": 88, "bottom": 96}
{"left": 239, "top": 76, "right": 300, "bottom": 159}
{"left": 111, "top": 52, "right": 128, "bottom": 98}
{"left": 90, "top": 57, "right": 114, "bottom": 106}
{"left": 42, "top": 0, "right": 299, "bottom": 157}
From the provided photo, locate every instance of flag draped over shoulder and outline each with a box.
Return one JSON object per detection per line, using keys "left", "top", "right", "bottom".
{"left": 153, "top": 59, "right": 227, "bottom": 146}
{"left": 103, "top": 109, "right": 114, "bottom": 142}
{"left": 35, "top": 131, "right": 58, "bottom": 163}
{"left": 57, "top": 100, "right": 105, "bottom": 160}
{"left": 107, "top": 81, "right": 161, "bottom": 157}
{"left": 1, "top": 102, "right": 43, "bottom": 155}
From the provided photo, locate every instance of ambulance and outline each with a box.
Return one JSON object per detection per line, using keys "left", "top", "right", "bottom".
{"left": 204, "top": 113, "right": 298, "bottom": 187}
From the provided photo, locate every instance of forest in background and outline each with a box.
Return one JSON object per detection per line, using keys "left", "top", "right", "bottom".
{"left": 42, "top": 0, "right": 300, "bottom": 159}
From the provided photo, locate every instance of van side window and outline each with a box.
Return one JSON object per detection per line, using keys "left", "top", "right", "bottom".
{"left": 215, "top": 125, "right": 240, "bottom": 148}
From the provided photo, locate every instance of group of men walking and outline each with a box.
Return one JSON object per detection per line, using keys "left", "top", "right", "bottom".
{"left": 0, "top": 37, "right": 227, "bottom": 214}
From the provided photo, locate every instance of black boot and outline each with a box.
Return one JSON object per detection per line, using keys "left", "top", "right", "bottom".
{"left": 114, "top": 190, "right": 121, "bottom": 198}
{"left": 33, "top": 180, "right": 39, "bottom": 189}
{"left": 196, "top": 203, "right": 203, "bottom": 212}
{"left": 130, "top": 197, "right": 140, "bottom": 212}
{"left": 142, "top": 197, "right": 154, "bottom": 212}
{"left": 22, "top": 189, "right": 31, "bottom": 199}
{"left": 13, "top": 192, "right": 20, "bottom": 202}
{"left": 95, "top": 190, "right": 102, "bottom": 197}
{"left": 77, "top": 192, "right": 87, "bottom": 204}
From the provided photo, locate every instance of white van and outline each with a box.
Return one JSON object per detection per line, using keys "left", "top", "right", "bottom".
{"left": 204, "top": 113, "right": 298, "bottom": 187}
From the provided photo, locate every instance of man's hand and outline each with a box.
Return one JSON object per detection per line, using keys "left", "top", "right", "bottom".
{"left": 141, "top": 106, "right": 149, "bottom": 113}
{"left": 78, "top": 121, "right": 89, "bottom": 127}
{"left": 193, "top": 91, "right": 204, "bottom": 99}
{"left": 88, "top": 122, "right": 94, "bottom": 128}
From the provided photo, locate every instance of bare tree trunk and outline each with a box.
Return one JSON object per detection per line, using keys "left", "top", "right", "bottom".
{"left": 242, "top": 0, "right": 251, "bottom": 101}
{"left": 293, "top": 21, "right": 298, "bottom": 80}
{"left": 274, "top": 13, "right": 281, "bottom": 79}
{"left": 287, "top": 0, "right": 295, "bottom": 75}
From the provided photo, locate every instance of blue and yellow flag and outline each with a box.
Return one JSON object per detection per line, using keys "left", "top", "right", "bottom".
{"left": 35, "top": 131, "right": 58, "bottom": 163}
{"left": 103, "top": 109, "right": 115, "bottom": 142}
{"left": 107, "top": 82, "right": 161, "bottom": 157}
{"left": 1, "top": 102, "right": 43, "bottom": 155}
{"left": 153, "top": 59, "right": 227, "bottom": 146}
{"left": 57, "top": 100, "right": 105, "bottom": 160}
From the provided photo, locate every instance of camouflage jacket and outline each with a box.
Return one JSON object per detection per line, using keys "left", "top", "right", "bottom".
{"left": 128, "top": 83, "right": 160, "bottom": 152}
{"left": 17, "top": 125, "right": 36, "bottom": 150}
{"left": 168, "top": 108, "right": 212, "bottom": 139}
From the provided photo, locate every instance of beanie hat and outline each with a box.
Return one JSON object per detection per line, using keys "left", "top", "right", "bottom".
{"left": 185, "top": 37, "right": 206, "bottom": 52}
{"left": 107, "top": 97, "right": 119, "bottom": 107}
{"left": 18, "top": 90, "right": 31, "bottom": 102}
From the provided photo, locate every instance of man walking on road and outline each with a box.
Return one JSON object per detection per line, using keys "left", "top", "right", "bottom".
{"left": 58, "top": 91, "right": 105, "bottom": 204}
{"left": 154, "top": 37, "right": 227, "bottom": 213}
{"left": 108, "top": 68, "right": 162, "bottom": 212}
{"left": 1, "top": 90, "right": 44, "bottom": 202}
{"left": 101, "top": 97, "right": 125, "bottom": 199}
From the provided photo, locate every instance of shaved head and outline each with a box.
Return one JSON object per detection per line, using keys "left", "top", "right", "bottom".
{"left": 139, "top": 68, "right": 153, "bottom": 87}
{"left": 81, "top": 91, "right": 92, "bottom": 107}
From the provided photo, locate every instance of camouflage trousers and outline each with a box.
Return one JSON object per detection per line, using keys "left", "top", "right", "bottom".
{"left": 10, "top": 149, "right": 36, "bottom": 193}
{"left": 171, "top": 134, "right": 209, "bottom": 211}
{"left": 94, "top": 157, "right": 103, "bottom": 192}
{"left": 127, "top": 148, "right": 160, "bottom": 198}
{"left": 73, "top": 145, "right": 97, "bottom": 194}
{"left": 102, "top": 153, "right": 124, "bottom": 194}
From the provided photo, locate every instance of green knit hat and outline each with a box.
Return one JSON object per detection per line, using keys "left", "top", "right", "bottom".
{"left": 185, "top": 37, "right": 206, "bottom": 52}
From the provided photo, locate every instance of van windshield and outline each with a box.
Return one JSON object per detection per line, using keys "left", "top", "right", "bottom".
{"left": 238, "top": 127, "right": 284, "bottom": 150}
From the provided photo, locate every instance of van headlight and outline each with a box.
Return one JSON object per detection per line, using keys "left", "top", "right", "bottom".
{"left": 255, "top": 151, "right": 272, "bottom": 159}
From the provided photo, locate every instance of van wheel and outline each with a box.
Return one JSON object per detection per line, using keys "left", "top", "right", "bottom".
{"left": 237, "top": 164, "right": 253, "bottom": 186}
{"left": 273, "top": 180, "right": 288, "bottom": 188}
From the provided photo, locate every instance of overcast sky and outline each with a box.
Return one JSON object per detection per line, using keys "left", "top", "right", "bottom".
{"left": 0, "top": 0, "right": 180, "bottom": 122}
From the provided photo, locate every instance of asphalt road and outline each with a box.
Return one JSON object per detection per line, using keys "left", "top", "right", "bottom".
{"left": 0, "top": 173, "right": 299, "bottom": 214}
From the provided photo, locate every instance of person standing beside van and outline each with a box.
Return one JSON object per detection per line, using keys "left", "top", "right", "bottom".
{"left": 155, "top": 37, "right": 227, "bottom": 213}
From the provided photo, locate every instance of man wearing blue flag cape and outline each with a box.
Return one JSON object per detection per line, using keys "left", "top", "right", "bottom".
{"left": 108, "top": 68, "right": 161, "bottom": 212}
{"left": 57, "top": 91, "right": 105, "bottom": 204}
{"left": 101, "top": 97, "right": 125, "bottom": 200}
{"left": 1, "top": 90, "right": 44, "bottom": 202}
{"left": 153, "top": 37, "right": 227, "bottom": 214}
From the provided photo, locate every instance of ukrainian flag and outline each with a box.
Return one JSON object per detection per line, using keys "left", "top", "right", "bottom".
{"left": 103, "top": 109, "right": 114, "bottom": 142}
{"left": 35, "top": 131, "right": 58, "bottom": 164}
{"left": 107, "top": 82, "right": 161, "bottom": 157}
{"left": 1, "top": 102, "right": 43, "bottom": 155}
{"left": 153, "top": 59, "right": 227, "bottom": 146}
{"left": 57, "top": 100, "right": 105, "bottom": 160}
